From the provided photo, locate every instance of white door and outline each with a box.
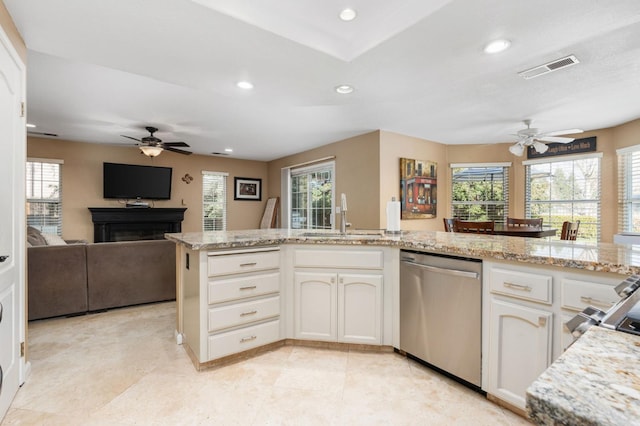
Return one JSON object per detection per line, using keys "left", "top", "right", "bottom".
{"left": 0, "top": 25, "right": 26, "bottom": 421}
{"left": 338, "top": 273, "right": 382, "bottom": 344}
{"left": 294, "top": 272, "right": 337, "bottom": 341}
{"left": 487, "top": 298, "right": 552, "bottom": 409}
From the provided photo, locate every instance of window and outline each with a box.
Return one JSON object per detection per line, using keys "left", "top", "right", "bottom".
{"left": 450, "top": 163, "right": 510, "bottom": 223}
{"left": 26, "top": 159, "right": 62, "bottom": 235}
{"left": 289, "top": 162, "right": 335, "bottom": 229}
{"left": 617, "top": 145, "right": 640, "bottom": 233}
{"left": 525, "top": 153, "right": 601, "bottom": 241}
{"left": 203, "top": 171, "right": 228, "bottom": 231}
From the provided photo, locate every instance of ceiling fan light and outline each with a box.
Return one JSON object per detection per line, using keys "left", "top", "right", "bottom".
{"left": 140, "top": 145, "right": 163, "bottom": 157}
{"left": 509, "top": 143, "right": 525, "bottom": 156}
{"left": 533, "top": 141, "right": 549, "bottom": 154}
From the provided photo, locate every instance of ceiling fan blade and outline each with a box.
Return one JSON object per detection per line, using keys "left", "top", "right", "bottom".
{"left": 165, "top": 147, "right": 192, "bottom": 155}
{"left": 162, "top": 142, "right": 190, "bottom": 147}
{"left": 542, "top": 128, "right": 584, "bottom": 137}
{"left": 538, "top": 136, "right": 575, "bottom": 143}
{"left": 121, "top": 135, "right": 141, "bottom": 142}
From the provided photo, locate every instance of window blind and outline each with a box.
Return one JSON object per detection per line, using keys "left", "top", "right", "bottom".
{"left": 202, "top": 171, "right": 228, "bottom": 231}
{"left": 617, "top": 145, "right": 640, "bottom": 233}
{"left": 26, "top": 160, "right": 63, "bottom": 235}
{"left": 525, "top": 154, "right": 601, "bottom": 241}
{"left": 450, "top": 164, "right": 510, "bottom": 223}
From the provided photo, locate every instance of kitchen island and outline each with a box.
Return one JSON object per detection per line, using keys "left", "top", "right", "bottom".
{"left": 166, "top": 229, "right": 640, "bottom": 422}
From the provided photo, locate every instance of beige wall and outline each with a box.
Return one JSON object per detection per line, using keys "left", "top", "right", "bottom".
{"left": 379, "top": 131, "right": 447, "bottom": 231}
{"left": 0, "top": 1, "right": 26, "bottom": 63}
{"left": 267, "top": 131, "right": 381, "bottom": 230}
{"left": 28, "top": 137, "right": 270, "bottom": 242}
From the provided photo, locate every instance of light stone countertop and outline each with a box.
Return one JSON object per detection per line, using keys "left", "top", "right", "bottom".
{"left": 165, "top": 228, "right": 640, "bottom": 276}
{"left": 526, "top": 326, "right": 640, "bottom": 426}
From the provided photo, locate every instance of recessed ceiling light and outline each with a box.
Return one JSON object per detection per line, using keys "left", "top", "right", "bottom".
{"left": 484, "top": 39, "right": 511, "bottom": 54}
{"left": 224, "top": 148, "right": 233, "bottom": 153}
{"left": 335, "top": 84, "right": 354, "bottom": 94}
{"left": 26, "top": 123, "right": 36, "bottom": 128}
{"left": 236, "top": 81, "right": 254, "bottom": 90}
{"left": 339, "top": 8, "right": 357, "bottom": 21}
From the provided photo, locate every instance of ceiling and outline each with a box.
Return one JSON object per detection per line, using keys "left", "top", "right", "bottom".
{"left": 5, "top": 0, "right": 640, "bottom": 161}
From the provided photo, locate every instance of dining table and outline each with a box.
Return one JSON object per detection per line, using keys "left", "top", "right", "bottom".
{"left": 491, "top": 224, "right": 557, "bottom": 238}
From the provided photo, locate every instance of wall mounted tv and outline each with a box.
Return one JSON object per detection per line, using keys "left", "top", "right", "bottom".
{"left": 103, "top": 162, "right": 172, "bottom": 200}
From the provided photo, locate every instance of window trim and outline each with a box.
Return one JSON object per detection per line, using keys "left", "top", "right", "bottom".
{"left": 450, "top": 162, "right": 511, "bottom": 223}
{"left": 525, "top": 152, "right": 601, "bottom": 241}
{"left": 202, "top": 170, "right": 228, "bottom": 231}
{"left": 26, "top": 157, "right": 64, "bottom": 236}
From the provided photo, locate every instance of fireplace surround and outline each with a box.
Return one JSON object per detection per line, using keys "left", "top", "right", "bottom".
{"left": 88, "top": 207, "right": 187, "bottom": 243}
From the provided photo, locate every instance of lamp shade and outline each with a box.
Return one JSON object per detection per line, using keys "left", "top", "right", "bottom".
{"left": 509, "top": 143, "right": 525, "bottom": 156}
{"left": 533, "top": 141, "right": 549, "bottom": 154}
{"left": 140, "top": 145, "right": 163, "bottom": 157}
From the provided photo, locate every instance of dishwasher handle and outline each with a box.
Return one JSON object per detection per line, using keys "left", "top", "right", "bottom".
{"left": 401, "top": 259, "right": 479, "bottom": 280}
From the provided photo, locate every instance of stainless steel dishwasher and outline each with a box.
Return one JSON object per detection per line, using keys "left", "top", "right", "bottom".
{"left": 400, "top": 250, "right": 482, "bottom": 389}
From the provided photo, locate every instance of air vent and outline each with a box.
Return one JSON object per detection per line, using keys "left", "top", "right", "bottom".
{"left": 27, "top": 131, "right": 59, "bottom": 137}
{"left": 518, "top": 55, "right": 579, "bottom": 80}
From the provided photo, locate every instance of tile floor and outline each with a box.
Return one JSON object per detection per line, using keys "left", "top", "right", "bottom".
{"left": 3, "top": 302, "right": 531, "bottom": 425}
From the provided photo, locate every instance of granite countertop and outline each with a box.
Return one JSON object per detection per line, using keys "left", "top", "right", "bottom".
{"left": 165, "top": 228, "right": 640, "bottom": 275}
{"left": 527, "top": 326, "right": 640, "bottom": 426}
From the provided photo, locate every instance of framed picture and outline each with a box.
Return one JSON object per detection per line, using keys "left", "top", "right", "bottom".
{"left": 400, "top": 158, "right": 437, "bottom": 219}
{"left": 234, "top": 177, "right": 262, "bottom": 201}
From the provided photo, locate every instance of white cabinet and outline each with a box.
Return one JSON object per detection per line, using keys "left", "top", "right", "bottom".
{"left": 292, "top": 247, "right": 385, "bottom": 345}
{"left": 181, "top": 246, "right": 281, "bottom": 365}
{"left": 488, "top": 299, "right": 552, "bottom": 408}
{"left": 483, "top": 261, "right": 622, "bottom": 411}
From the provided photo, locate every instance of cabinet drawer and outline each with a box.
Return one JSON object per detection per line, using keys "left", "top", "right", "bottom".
{"left": 208, "top": 250, "right": 279, "bottom": 276}
{"left": 208, "top": 319, "right": 280, "bottom": 359}
{"left": 294, "top": 249, "right": 383, "bottom": 269}
{"left": 490, "top": 267, "right": 552, "bottom": 304}
{"left": 561, "top": 278, "right": 620, "bottom": 312}
{"left": 208, "top": 272, "right": 280, "bottom": 304}
{"left": 208, "top": 296, "right": 280, "bottom": 332}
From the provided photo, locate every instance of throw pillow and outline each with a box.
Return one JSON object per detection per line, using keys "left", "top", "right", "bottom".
{"left": 27, "top": 226, "right": 47, "bottom": 246}
{"left": 42, "top": 233, "right": 67, "bottom": 246}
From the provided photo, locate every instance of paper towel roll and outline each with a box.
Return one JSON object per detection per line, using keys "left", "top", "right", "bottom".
{"left": 386, "top": 199, "right": 401, "bottom": 233}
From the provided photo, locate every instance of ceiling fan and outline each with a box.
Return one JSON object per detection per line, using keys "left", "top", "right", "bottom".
{"left": 121, "top": 126, "right": 192, "bottom": 157}
{"left": 509, "top": 120, "right": 583, "bottom": 156}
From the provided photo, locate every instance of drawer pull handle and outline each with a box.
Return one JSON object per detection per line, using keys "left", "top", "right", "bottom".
{"left": 580, "top": 296, "right": 612, "bottom": 308}
{"left": 240, "top": 310, "right": 257, "bottom": 317}
{"left": 240, "top": 285, "right": 257, "bottom": 291}
{"left": 240, "top": 335, "right": 257, "bottom": 343}
{"left": 503, "top": 282, "right": 532, "bottom": 292}
{"left": 240, "top": 262, "right": 257, "bottom": 267}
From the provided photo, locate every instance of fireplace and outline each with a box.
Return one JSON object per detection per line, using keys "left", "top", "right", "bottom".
{"left": 88, "top": 207, "right": 187, "bottom": 243}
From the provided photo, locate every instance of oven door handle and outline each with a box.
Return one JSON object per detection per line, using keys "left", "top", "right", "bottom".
{"left": 401, "top": 259, "right": 479, "bottom": 280}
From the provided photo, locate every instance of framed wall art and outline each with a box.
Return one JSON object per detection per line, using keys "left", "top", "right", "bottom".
{"left": 234, "top": 177, "right": 262, "bottom": 201}
{"left": 400, "top": 158, "right": 437, "bottom": 219}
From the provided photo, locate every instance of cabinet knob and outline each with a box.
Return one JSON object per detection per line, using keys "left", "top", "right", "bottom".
{"left": 0, "top": 255, "right": 8, "bottom": 263}
{"left": 538, "top": 316, "right": 547, "bottom": 326}
{"left": 331, "top": 277, "right": 335, "bottom": 284}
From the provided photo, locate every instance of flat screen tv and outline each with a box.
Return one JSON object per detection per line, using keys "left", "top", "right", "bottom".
{"left": 103, "top": 162, "right": 172, "bottom": 200}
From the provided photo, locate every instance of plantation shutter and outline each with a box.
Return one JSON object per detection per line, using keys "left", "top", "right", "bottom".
{"left": 617, "top": 145, "right": 640, "bottom": 233}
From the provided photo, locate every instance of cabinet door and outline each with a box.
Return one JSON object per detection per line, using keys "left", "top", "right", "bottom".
{"left": 487, "top": 298, "right": 552, "bottom": 409}
{"left": 294, "top": 272, "right": 337, "bottom": 341}
{"left": 338, "top": 274, "right": 383, "bottom": 344}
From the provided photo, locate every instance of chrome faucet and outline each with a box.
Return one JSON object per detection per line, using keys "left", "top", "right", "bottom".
{"left": 340, "top": 193, "right": 351, "bottom": 234}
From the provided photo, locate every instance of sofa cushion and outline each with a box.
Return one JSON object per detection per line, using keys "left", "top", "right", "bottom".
{"left": 43, "top": 233, "right": 67, "bottom": 246}
{"left": 27, "top": 226, "right": 47, "bottom": 246}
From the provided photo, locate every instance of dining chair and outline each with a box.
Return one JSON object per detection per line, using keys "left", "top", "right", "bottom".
{"left": 560, "top": 221, "right": 580, "bottom": 240}
{"left": 453, "top": 219, "right": 495, "bottom": 234}
{"left": 507, "top": 217, "right": 543, "bottom": 228}
{"left": 443, "top": 218, "right": 455, "bottom": 232}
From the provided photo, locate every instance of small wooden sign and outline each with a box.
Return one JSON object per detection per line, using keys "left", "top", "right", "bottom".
{"left": 527, "top": 136, "right": 596, "bottom": 159}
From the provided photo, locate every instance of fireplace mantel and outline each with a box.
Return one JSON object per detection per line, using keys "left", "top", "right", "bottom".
{"left": 88, "top": 207, "right": 187, "bottom": 243}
